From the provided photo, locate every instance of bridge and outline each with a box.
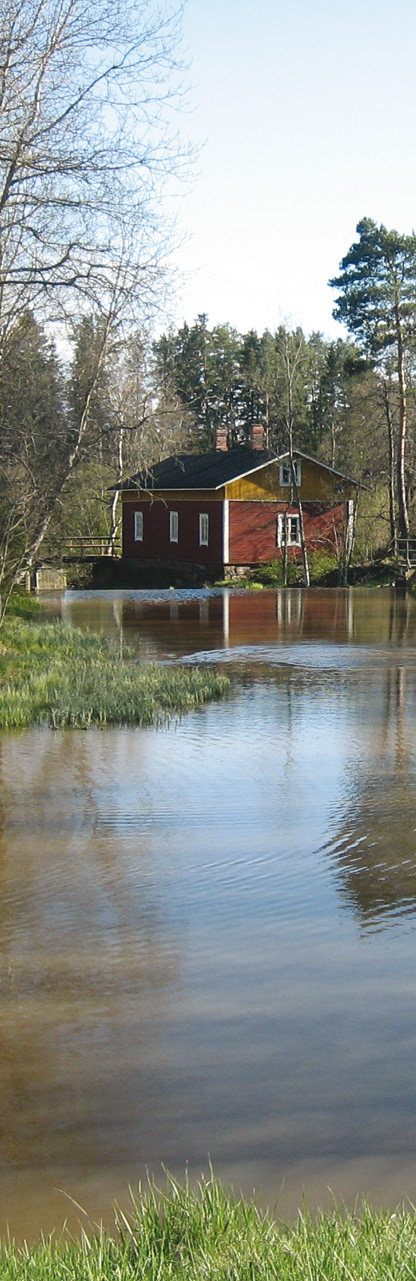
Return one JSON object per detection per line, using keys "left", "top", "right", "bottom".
{"left": 397, "top": 539, "right": 416, "bottom": 569}
{"left": 57, "top": 536, "right": 122, "bottom": 562}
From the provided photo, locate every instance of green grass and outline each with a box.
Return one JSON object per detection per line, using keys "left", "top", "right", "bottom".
{"left": 0, "top": 1174, "right": 415, "bottom": 1279}
{"left": 6, "top": 587, "right": 43, "bottom": 619}
{"left": 0, "top": 617, "right": 229, "bottom": 729}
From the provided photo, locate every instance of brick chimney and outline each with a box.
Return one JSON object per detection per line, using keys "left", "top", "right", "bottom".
{"left": 214, "top": 427, "right": 228, "bottom": 451}
{"left": 251, "top": 423, "right": 265, "bottom": 450}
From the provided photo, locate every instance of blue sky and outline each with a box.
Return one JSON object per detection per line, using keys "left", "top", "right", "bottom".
{"left": 167, "top": 0, "right": 416, "bottom": 339}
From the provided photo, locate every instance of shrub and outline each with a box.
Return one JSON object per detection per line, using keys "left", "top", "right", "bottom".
{"left": 306, "top": 550, "right": 339, "bottom": 583}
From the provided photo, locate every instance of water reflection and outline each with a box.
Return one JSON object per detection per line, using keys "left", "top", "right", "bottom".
{"left": 0, "top": 732, "right": 185, "bottom": 1228}
{"left": 1, "top": 587, "right": 416, "bottom": 1234}
{"left": 42, "top": 584, "right": 416, "bottom": 658}
{"left": 325, "top": 660, "right": 416, "bottom": 929}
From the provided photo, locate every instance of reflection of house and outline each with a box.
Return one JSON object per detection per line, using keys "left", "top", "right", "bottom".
{"left": 120, "top": 426, "right": 361, "bottom": 575}
{"left": 115, "top": 588, "right": 358, "bottom": 653}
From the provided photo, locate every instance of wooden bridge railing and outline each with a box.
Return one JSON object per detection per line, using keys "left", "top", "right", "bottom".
{"left": 397, "top": 538, "right": 416, "bottom": 567}
{"left": 58, "top": 536, "right": 122, "bottom": 559}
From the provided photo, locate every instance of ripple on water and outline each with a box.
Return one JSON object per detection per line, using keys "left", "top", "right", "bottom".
{"left": 2, "top": 588, "right": 416, "bottom": 1235}
{"left": 176, "top": 642, "right": 416, "bottom": 670}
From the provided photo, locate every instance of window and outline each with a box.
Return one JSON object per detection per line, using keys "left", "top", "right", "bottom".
{"left": 277, "top": 514, "right": 301, "bottom": 547}
{"left": 279, "top": 459, "right": 301, "bottom": 487}
{"left": 199, "top": 513, "right": 209, "bottom": 546}
{"left": 169, "top": 511, "right": 179, "bottom": 543}
{"left": 134, "top": 510, "right": 143, "bottom": 541}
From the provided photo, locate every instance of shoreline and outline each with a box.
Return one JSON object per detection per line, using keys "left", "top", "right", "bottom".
{"left": 0, "top": 614, "right": 229, "bottom": 729}
{"left": 0, "top": 1175, "right": 414, "bottom": 1277}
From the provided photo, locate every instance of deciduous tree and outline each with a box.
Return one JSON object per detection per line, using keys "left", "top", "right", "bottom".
{"left": 0, "top": 0, "right": 190, "bottom": 611}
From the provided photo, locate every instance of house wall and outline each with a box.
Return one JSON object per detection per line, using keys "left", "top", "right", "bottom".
{"left": 225, "top": 465, "right": 281, "bottom": 500}
{"left": 122, "top": 496, "right": 223, "bottom": 564}
{"left": 121, "top": 484, "right": 351, "bottom": 568}
{"left": 227, "top": 500, "right": 348, "bottom": 564}
{"left": 228, "top": 501, "right": 281, "bottom": 563}
{"left": 302, "top": 503, "right": 348, "bottom": 553}
{"left": 225, "top": 457, "right": 356, "bottom": 502}
{"left": 122, "top": 489, "right": 223, "bottom": 504}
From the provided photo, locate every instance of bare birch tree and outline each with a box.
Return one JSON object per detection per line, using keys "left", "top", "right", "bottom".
{"left": 0, "top": 0, "right": 190, "bottom": 612}
{"left": 0, "top": 0, "right": 188, "bottom": 334}
{"left": 272, "top": 326, "right": 310, "bottom": 587}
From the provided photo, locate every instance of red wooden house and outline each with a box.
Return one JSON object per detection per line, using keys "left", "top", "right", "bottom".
{"left": 120, "top": 425, "right": 361, "bottom": 576}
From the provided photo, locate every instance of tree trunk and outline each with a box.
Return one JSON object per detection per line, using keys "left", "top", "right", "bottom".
{"left": 395, "top": 306, "right": 410, "bottom": 543}
{"left": 339, "top": 496, "right": 357, "bottom": 585}
{"left": 289, "top": 455, "right": 310, "bottom": 587}
{"left": 381, "top": 378, "right": 398, "bottom": 556}
{"left": 282, "top": 514, "right": 287, "bottom": 586}
{"left": 285, "top": 350, "right": 310, "bottom": 588}
{"left": 331, "top": 415, "right": 337, "bottom": 469}
{"left": 106, "top": 425, "right": 124, "bottom": 553}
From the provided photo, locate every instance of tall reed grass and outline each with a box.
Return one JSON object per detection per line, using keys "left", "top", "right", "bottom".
{"left": 0, "top": 1174, "right": 414, "bottom": 1279}
{"left": 0, "top": 618, "right": 229, "bottom": 728}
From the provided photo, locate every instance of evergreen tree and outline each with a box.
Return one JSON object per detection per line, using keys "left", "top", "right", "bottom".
{"left": 330, "top": 218, "right": 416, "bottom": 541}
{"left": 0, "top": 312, "right": 68, "bottom": 599}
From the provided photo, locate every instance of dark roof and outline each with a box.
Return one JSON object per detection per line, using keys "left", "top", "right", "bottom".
{"left": 118, "top": 447, "right": 365, "bottom": 493}
{"left": 120, "top": 447, "right": 279, "bottom": 492}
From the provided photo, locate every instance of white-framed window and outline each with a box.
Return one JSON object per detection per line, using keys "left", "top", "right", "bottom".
{"left": 199, "top": 513, "right": 209, "bottom": 546}
{"left": 279, "top": 459, "right": 301, "bottom": 487}
{"left": 134, "top": 510, "right": 143, "bottom": 541}
{"left": 169, "top": 510, "right": 179, "bottom": 543}
{"left": 277, "top": 513, "right": 301, "bottom": 547}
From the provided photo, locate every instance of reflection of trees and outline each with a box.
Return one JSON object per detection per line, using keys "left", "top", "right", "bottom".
{"left": 0, "top": 732, "right": 182, "bottom": 1186}
{"left": 48, "top": 583, "right": 416, "bottom": 657}
{"left": 327, "top": 659, "right": 416, "bottom": 928}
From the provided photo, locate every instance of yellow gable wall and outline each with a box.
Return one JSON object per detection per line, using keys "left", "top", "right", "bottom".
{"left": 225, "top": 463, "right": 280, "bottom": 500}
{"left": 225, "top": 458, "right": 357, "bottom": 501}
{"left": 121, "top": 459, "right": 358, "bottom": 505}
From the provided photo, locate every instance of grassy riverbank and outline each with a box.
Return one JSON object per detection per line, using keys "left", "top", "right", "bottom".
{"left": 0, "top": 1176, "right": 415, "bottom": 1278}
{"left": 0, "top": 615, "right": 229, "bottom": 728}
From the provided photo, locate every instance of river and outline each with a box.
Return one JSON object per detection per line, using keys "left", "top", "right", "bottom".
{"left": 1, "top": 586, "right": 416, "bottom": 1236}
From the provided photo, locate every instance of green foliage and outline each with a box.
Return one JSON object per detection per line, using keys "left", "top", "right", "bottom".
{"left": 45, "top": 322, "right": 191, "bottom": 554}
{"left": 0, "top": 1175, "right": 415, "bottom": 1278}
{"left": 354, "top": 488, "right": 391, "bottom": 562}
{"left": 5, "top": 590, "right": 42, "bottom": 619}
{"left": 255, "top": 558, "right": 302, "bottom": 586}
{"left": 0, "top": 312, "right": 67, "bottom": 474}
{"left": 43, "top": 460, "right": 114, "bottom": 551}
{"left": 330, "top": 217, "right": 416, "bottom": 541}
{"left": 254, "top": 560, "right": 284, "bottom": 585}
{"left": 0, "top": 312, "right": 70, "bottom": 599}
{"left": 330, "top": 218, "right": 416, "bottom": 356}
{"left": 68, "top": 315, "right": 116, "bottom": 444}
{"left": 255, "top": 553, "right": 338, "bottom": 586}
{"left": 154, "top": 315, "right": 245, "bottom": 449}
{"left": 306, "top": 550, "right": 339, "bottom": 582}
{"left": 153, "top": 315, "right": 375, "bottom": 469}
{"left": 0, "top": 619, "right": 229, "bottom": 728}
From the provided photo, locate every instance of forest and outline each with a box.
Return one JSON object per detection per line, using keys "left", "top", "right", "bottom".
{"left": 1, "top": 0, "right": 416, "bottom": 608}
{"left": 9, "top": 228, "right": 416, "bottom": 593}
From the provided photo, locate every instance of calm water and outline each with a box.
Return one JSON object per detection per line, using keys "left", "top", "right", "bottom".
{"left": 2, "top": 587, "right": 416, "bottom": 1236}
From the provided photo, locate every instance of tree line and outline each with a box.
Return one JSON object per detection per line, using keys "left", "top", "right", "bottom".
{"left": 154, "top": 219, "right": 416, "bottom": 559}
{"left": 0, "top": 0, "right": 415, "bottom": 612}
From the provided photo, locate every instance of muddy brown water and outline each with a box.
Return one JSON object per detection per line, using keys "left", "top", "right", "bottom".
{"left": 2, "top": 586, "right": 416, "bottom": 1237}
